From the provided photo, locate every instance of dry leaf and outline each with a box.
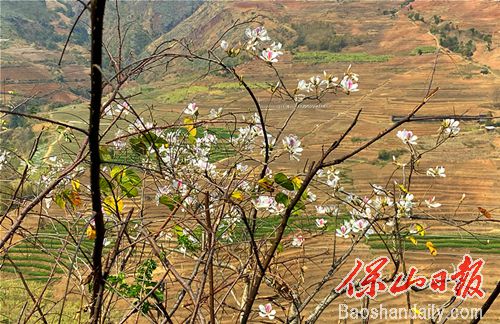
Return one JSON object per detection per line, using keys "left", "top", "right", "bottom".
{"left": 478, "top": 207, "right": 492, "bottom": 219}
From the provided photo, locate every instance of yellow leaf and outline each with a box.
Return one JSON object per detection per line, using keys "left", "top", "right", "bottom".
{"left": 398, "top": 184, "right": 409, "bottom": 194}
{"left": 231, "top": 190, "right": 244, "bottom": 201}
{"left": 103, "top": 196, "right": 123, "bottom": 215}
{"left": 408, "top": 236, "right": 418, "bottom": 246}
{"left": 86, "top": 226, "right": 96, "bottom": 240}
{"left": 426, "top": 241, "right": 437, "bottom": 256}
{"left": 291, "top": 176, "right": 302, "bottom": 188}
{"left": 415, "top": 223, "right": 425, "bottom": 236}
{"left": 258, "top": 178, "right": 274, "bottom": 192}
{"left": 184, "top": 117, "right": 197, "bottom": 137}
{"left": 71, "top": 179, "right": 80, "bottom": 191}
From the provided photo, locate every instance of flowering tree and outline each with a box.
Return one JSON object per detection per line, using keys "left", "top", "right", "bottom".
{"left": 0, "top": 2, "right": 497, "bottom": 324}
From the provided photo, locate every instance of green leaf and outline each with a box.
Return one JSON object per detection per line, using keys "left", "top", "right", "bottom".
{"left": 159, "top": 195, "right": 176, "bottom": 211}
{"left": 99, "top": 146, "right": 112, "bottom": 161}
{"left": 274, "top": 172, "right": 294, "bottom": 191}
{"left": 119, "top": 169, "right": 141, "bottom": 197}
{"left": 110, "top": 166, "right": 123, "bottom": 180}
{"left": 100, "top": 177, "right": 113, "bottom": 195}
{"left": 130, "top": 137, "right": 147, "bottom": 155}
{"left": 275, "top": 192, "right": 289, "bottom": 205}
{"left": 292, "top": 200, "right": 306, "bottom": 216}
{"left": 54, "top": 193, "right": 66, "bottom": 210}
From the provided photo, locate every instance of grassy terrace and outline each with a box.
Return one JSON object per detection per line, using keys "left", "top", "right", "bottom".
{"left": 1, "top": 223, "right": 101, "bottom": 281}
{"left": 411, "top": 45, "right": 438, "bottom": 55}
{"left": 293, "top": 51, "right": 392, "bottom": 63}
{"left": 367, "top": 234, "right": 500, "bottom": 254}
{"left": 231, "top": 214, "right": 500, "bottom": 255}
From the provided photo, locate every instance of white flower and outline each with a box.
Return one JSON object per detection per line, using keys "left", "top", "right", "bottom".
{"left": 129, "top": 118, "right": 153, "bottom": 132}
{"left": 283, "top": 135, "right": 303, "bottom": 160}
{"left": 270, "top": 42, "right": 283, "bottom": 53}
{"left": 441, "top": 119, "right": 460, "bottom": 136}
{"left": 270, "top": 202, "right": 286, "bottom": 215}
{"left": 426, "top": 166, "right": 446, "bottom": 178}
{"left": 113, "top": 139, "right": 126, "bottom": 150}
{"left": 260, "top": 48, "right": 281, "bottom": 63}
{"left": 236, "top": 163, "right": 248, "bottom": 173}
{"left": 316, "top": 218, "right": 328, "bottom": 229}
{"left": 307, "top": 190, "right": 317, "bottom": 202}
{"left": 0, "top": 150, "right": 10, "bottom": 170}
{"left": 340, "top": 75, "right": 359, "bottom": 92}
{"left": 252, "top": 196, "right": 276, "bottom": 210}
{"left": 397, "top": 193, "right": 415, "bottom": 217}
{"left": 326, "top": 169, "right": 341, "bottom": 188}
{"left": 104, "top": 102, "right": 129, "bottom": 117}
{"left": 297, "top": 80, "right": 312, "bottom": 92}
{"left": 315, "top": 205, "right": 336, "bottom": 215}
{"left": 115, "top": 102, "right": 130, "bottom": 115}
{"left": 43, "top": 198, "right": 52, "bottom": 210}
{"left": 258, "top": 303, "right": 276, "bottom": 320}
{"left": 104, "top": 105, "right": 114, "bottom": 117}
{"left": 291, "top": 235, "right": 304, "bottom": 247}
{"left": 220, "top": 40, "right": 229, "bottom": 51}
{"left": 323, "top": 71, "right": 339, "bottom": 86}
{"left": 208, "top": 107, "right": 223, "bottom": 119}
{"left": 194, "top": 159, "right": 216, "bottom": 173}
{"left": 184, "top": 102, "right": 198, "bottom": 115}
{"left": 336, "top": 222, "right": 351, "bottom": 238}
{"left": 424, "top": 196, "right": 442, "bottom": 208}
{"left": 397, "top": 129, "right": 418, "bottom": 145}
{"left": 309, "top": 75, "right": 328, "bottom": 88}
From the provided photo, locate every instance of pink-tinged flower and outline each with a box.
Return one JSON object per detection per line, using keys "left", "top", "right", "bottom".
{"left": 246, "top": 26, "right": 271, "bottom": 42}
{"left": 220, "top": 40, "right": 229, "bottom": 51}
{"left": 172, "top": 179, "right": 183, "bottom": 190}
{"left": 351, "top": 219, "right": 369, "bottom": 233}
{"left": 283, "top": 135, "right": 303, "bottom": 160}
{"left": 252, "top": 196, "right": 276, "bottom": 210}
{"left": 316, "top": 218, "right": 328, "bottom": 229}
{"left": 340, "top": 75, "right": 359, "bottom": 92}
{"left": 116, "top": 102, "right": 130, "bottom": 115}
{"left": 258, "top": 303, "right": 276, "bottom": 320}
{"left": 396, "top": 129, "right": 418, "bottom": 145}
{"left": 184, "top": 102, "right": 198, "bottom": 115}
{"left": 260, "top": 48, "right": 281, "bottom": 63}
{"left": 336, "top": 222, "right": 351, "bottom": 238}
{"left": 291, "top": 235, "right": 304, "bottom": 247}
{"left": 424, "top": 196, "right": 442, "bottom": 208}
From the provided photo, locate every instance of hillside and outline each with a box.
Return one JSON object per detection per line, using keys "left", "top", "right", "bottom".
{"left": 0, "top": 0, "right": 202, "bottom": 107}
